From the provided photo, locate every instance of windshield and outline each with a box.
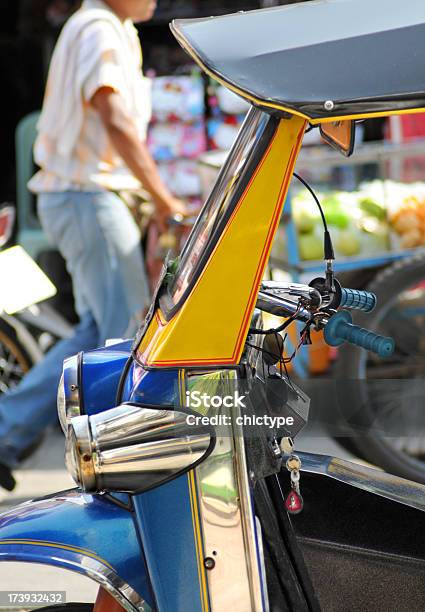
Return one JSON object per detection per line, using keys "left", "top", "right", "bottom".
{"left": 168, "top": 107, "right": 270, "bottom": 306}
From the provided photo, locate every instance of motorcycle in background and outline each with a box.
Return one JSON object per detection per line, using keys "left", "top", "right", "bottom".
{"left": 0, "top": 204, "right": 73, "bottom": 393}
{"left": 0, "top": 194, "right": 191, "bottom": 396}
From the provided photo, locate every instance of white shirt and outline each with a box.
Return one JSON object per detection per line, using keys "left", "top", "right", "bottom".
{"left": 29, "top": 0, "right": 152, "bottom": 193}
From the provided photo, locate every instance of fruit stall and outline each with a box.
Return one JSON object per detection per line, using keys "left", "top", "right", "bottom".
{"left": 198, "top": 131, "right": 425, "bottom": 375}
{"left": 280, "top": 135, "right": 425, "bottom": 375}
{"left": 199, "top": 136, "right": 425, "bottom": 272}
{"left": 280, "top": 137, "right": 425, "bottom": 277}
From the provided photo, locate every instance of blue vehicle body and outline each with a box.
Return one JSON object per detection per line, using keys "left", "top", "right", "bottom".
{"left": 0, "top": 345, "right": 205, "bottom": 611}
{"left": 0, "top": 489, "right": 152, "bottom": 610}
{"left": 81, "top": 341, "right": 132, "bottom": 416}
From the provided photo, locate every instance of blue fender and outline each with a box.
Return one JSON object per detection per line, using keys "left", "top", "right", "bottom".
{"left": 0, "top": 489, "right": 153, "bottom": 611}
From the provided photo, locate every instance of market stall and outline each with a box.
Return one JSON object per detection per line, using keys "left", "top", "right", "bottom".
{"left": 197, "top": 121, "right": 425, "bottom": 375}
{"left": 283, "top": 137, "right": 425, "bottom": 275}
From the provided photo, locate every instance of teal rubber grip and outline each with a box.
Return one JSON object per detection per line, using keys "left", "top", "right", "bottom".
{"left": 324, "top": 310, "right": 394, "bottom": 358}
{"left": 340, "top": 288, "right": 376, "bottom": 312}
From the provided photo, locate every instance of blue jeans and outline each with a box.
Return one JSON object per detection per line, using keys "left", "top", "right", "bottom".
{"left": 0, "top": 191, "right": 150, "bottom": 468}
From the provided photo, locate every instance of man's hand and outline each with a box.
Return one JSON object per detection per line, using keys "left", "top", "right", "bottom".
{"left": 91, "top": 87, "right": 188, "bottom": 227}
{"left": 156, "top": 196, "right": 188, "bottom": 231}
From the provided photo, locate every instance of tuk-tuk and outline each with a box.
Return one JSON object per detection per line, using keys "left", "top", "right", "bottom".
{"left": 1, "top": 1, "right": 425, "bottom": 610}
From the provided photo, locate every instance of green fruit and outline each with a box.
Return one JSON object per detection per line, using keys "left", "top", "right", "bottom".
{"left": 295, "top": 209, "right": 317, "bottom": 233}
{"left": 321, "top": 194, "right": 342, "bottom": 207}
{"left": 299, "top": 233, "right": 323, "bottom": 260}
{"left": 336, "top": 230, "right": 361, "bottom": 256}
{"left": 325, "top": 208, "right": 350, "bottom": 229}
{"left": 322, "top": 194, "right": 351, "bottom": 229}
{"left": 359, "top": 197, "right": 386, "bottom": 221}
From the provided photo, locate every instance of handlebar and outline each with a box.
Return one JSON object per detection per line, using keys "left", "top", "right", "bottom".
{"left": 255, "top": 280, "right": 394, "bottom": 358}
{"left": 324, "top": 310, "right": 394, "bottom": 358}
{"left": 256, "top": 290, "right": 312, "bottom": 322}
{"left": 339, "top": 288, "right": 376, "bottom": 313}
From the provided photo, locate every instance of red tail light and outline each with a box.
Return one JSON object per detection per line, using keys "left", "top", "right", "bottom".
{"left": 0, "top": 205, "right": 15, "bottom": 248}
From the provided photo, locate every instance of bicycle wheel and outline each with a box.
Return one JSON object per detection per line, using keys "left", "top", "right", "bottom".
{"left": 335, "top": 250, "right": 425, "bottom": 483}
{"left": 0, "top": 316, "right": 35, "bottom": 393}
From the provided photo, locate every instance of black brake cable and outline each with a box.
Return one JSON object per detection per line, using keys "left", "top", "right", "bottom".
{"left": 292, "top": 171, "right": 334, "bottom": 261}
{"left": 246, "top": 331, "right": 304, "bottom": 366}
{"left": 115, "top": 353, "right": 133, "bottom": 405}
{"left": 249, "top": 305, "right": 302, "bottom": 336}
{"left": 245, "top": 340, "right": 282, "bottom": 364}
{"left": 248, "top": 173, "right": 333, "bottom": 339}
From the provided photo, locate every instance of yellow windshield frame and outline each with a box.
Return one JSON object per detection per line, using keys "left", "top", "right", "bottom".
{"left": 137, "top": 112, "right": 306, "bottom": 367}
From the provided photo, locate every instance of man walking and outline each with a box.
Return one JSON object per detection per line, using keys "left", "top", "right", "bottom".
{"left": 0, "top": 0, "right": 185, "bottom": 490}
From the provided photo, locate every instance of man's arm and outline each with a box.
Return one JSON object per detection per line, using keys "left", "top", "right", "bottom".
{"left": 91, "top": 86, "right": 185, "bottom": 226}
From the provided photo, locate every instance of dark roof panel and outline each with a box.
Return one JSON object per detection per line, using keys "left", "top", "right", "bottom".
{"left": 171, "top": 0, "right": 425, "bottom": 121}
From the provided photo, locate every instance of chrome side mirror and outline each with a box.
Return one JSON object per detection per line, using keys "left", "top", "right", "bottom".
{"left": 66, "top": 403, "right": 215, "bottom": 494}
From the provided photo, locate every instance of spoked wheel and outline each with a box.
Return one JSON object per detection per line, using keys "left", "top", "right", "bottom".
{"left": 0, "top": 316, "right": 44, "bottom": 461}
{"left": 335, "top": 251, "right": 425, "bottom": 483}
{"left": 0, "top": 317, "right": 34, "bottom": 393}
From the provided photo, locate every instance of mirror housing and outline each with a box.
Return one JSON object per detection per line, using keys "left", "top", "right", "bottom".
{"left": 66, "top": 403, "right": 215, "bottom": 494}
{"left": 319, "top": 120, "right": 355, "bottom": 157}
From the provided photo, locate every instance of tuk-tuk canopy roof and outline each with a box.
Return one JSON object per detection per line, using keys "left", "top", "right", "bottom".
{"left": 171, "top": 0, "right": 425, "bottom": 123}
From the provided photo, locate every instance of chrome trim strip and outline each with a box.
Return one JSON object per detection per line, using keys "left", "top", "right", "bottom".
{"left": 233, "top": 405, "right": 265, "bottom": 611}
{"left": 0, "top": 550, "right": 148, "bottom": 611}
{"left": 300, "top": 452, "right": 425, "bottom": 512}
{"left": 187, "top": 370, "right": 265, "bottom": 611}
{"left": 255, "top": 516, "right": 269, "bottom": 612}
{"left": 194, "top": 430, "right": 253, "bottom": 610}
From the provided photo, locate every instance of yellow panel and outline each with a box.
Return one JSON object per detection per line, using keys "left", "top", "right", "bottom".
{"left": 138, "top": 115, "right": 306, "bottom": 367}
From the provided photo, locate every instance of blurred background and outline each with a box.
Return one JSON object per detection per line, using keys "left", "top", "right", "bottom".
{"left": 2, "top": 0, "right": 425, "bottom": 492}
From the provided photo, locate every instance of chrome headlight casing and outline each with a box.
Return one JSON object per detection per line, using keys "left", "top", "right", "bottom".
{"left": 58, "top": 353, "right": 82, "bottom": 433}
{"left": 65, "top": 403, "right": 215, "bottom": 494}
{"left": 57, "top": 373, "right": 66, "bottom": 432}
